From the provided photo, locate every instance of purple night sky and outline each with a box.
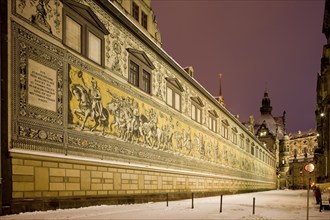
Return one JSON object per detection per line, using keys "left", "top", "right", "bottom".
{"left": 151, "top": 0, "right": 326, "bottom": 134}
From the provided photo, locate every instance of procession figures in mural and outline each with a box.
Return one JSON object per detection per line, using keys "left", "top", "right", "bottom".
{"left": 68, "top": 65, "right": 252, "bottom": 169}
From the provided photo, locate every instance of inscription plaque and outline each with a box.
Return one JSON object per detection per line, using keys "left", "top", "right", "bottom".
{"left": 28, "top": 59, "right": 57, "bottom": 111}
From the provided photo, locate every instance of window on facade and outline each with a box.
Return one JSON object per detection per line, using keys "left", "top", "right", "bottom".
{"left": 141, "top": 11, "right": 148, "bottom": 29}
{"left": 251, "top": 144, "right": 255, "bottom": 155}
{"left": 194, "top": 106, "right": 201, "bottom": 123}
{"left": 132, "top": 2, "right": 139, "bottom": 21}
{"left": 166, "top": 78, "right": 184, "bottom": 111}
{"left": 239, "top": 134, "right": 244, "bottom": 148}
{"left": 88, "top": 31, "right": 102, "bottom": 64}
{"left": 208, "top": 110, "right": 218, "bottom": 132}
{"left": 129, "top": 60, "right": 139, "bottom": 86}
{"left": 127, "top": 48, "right": 154, "bottom": 94}
{"left": 167, "top": 87, "right": 173, "bottom": 106}
{"left": 142, "top": 70, "right": 151, "bottom": 93}
{"left": 232, "top": 128, "right": 238, "bottom": 144}
{"left": 63, "top": 1, "right": 109, "bottom": 66}
{"left": 246, "top": 139, "right": 250, "bottom": 153}
{"left": 65, "top": 16, "right": 81, "bottom": 53}
{"left": 191, "top": 97, "right": 203, "bottom": 124}
{"left": 259, "top": 130, "right": 267, "bottom": 137}
{"left": 221, "top": 121, "right": 229, "bottom": 139}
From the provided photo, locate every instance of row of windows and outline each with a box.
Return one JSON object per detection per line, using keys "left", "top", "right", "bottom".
{"left": 127, "top": 57, "right": 273, "bottom": 166}
{"left": 61, "top": 1, "right": 274, "bottom": 167}
{"left": 126, "top": 56, "right": 274, "bottom": 167}
{"left": 132, "top": 2, "right": 148, "bottom": 30}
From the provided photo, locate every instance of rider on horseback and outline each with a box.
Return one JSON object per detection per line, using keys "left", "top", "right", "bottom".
{"left": 84, "top": 77, "right": 106, "bottom": 122}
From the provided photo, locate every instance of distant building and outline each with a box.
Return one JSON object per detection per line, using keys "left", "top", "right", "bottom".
{"left": 245, "top": 91, "right": 318, "bottom": 189}
{"left": 288, "top": 130, "right": 318, "bottom": 189}
{"left": 315, "top": 0, "right": 330, "bottom": 184}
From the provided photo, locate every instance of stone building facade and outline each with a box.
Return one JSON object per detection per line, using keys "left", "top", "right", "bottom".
{"left": 287, "top": 130, "right": 318, "bottom": 189}
{"left": 315, "top": 0, "right": 330, "bottom": 185}
{"left": 245, "top": 90, "right": 289, "bottom": 189}
{"left": 0, "top": 0, "right": 276, "bottom": 214}
{"left": 245, "top": 92, "right": 318, "bottom": 189}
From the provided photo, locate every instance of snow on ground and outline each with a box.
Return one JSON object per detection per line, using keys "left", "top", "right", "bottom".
{"left": 1, "top": 190, "right": 330, "bottom": 220}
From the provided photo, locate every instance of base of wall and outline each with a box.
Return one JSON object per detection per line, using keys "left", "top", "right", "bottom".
{"left": 8, "top": 189, "right": 268, "bottom": 214}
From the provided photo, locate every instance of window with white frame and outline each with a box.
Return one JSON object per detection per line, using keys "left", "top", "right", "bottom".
{"left": 208, "top": 110, "right": 218, "bottom": 132}
{"left": 246, "top": 138, "right": 250, "bottom": 153}
{"left": 221, "top": 120, "right": 229, "bottom": 139}
{"left": 232, "top": 128, "right": 238, "bottom": 144}
{"left": 166, "top": 78, "right": 184, "bottom": 111}
{"left": 191, "top": 97, "right": 204, "bottom": 124}
{"left": 239, "top": 134, "right": 244, "bottom": 148}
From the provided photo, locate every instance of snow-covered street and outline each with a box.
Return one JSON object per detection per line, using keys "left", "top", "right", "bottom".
{"left": 1, "top": 190, "right": 329, "bottom": 220}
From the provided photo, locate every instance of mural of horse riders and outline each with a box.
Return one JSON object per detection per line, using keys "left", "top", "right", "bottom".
{"left": 68, "top": 67, "right": 253, "bottom": 167}
{"left": 106, "top": 93, "right": 173, "bottom": 149}
{"left": 69, "top": 67, "right": 194, "bottom": 154}
{"left": 70, "top": 71, "right": 109, "bottom": 135}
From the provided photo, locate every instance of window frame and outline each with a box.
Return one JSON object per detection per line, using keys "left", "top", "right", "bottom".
{"left": 142, "top": 70, "right": 151, "bottom": 94}
{"left": 232, "top": 128, "right": 238, "bottom": 145}
{"left": 127, "top": 49, "right": 154, "bottom": 95}
{"left": 239, "top": 134, "right": 244, "bottom": 149}
{"left": 208, "top": 110, "right": 218, "bottom": 132}
{"left": 62, "top": 3, "right": 108, "bottom": 66}
{"left": 165, "top": 78, "right": 184, "bottom": 112}
{"left": 166, "top": 83, "right": 182, "bottom": 112}
{"left": 87, "top": 29, "right": 102, "bottom": 64}
{"left": 141, "top": 10, "right": 148, "bottom": 29}
{"left": 221, "top": 121, "right": 228, "bottom": 139}
{"left": 64, "top": 15, "right": 82, "bottom": 53}
{"left": 251, "top": 143, "right": 255, "bottom": 156}
{"left": 191, "top": 99, "right": 203, "bottom": 124}
{"left": 246, "top": 138, "right": 250, "bottom": 153}
{"left": 132, "top": 1, "right": 140, "bottom": 22}
{"left": 129, "top": 60, "right": 140, "bottom": 87}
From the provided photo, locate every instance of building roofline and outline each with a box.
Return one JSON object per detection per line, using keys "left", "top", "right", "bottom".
{"left": 96, "top": 0, "right": 266, "bottom": 148}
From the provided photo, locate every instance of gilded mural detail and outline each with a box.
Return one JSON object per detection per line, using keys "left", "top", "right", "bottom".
{"left": 67, "top": 65, "right": 272, "bottom": 179}
{"left": 11, "top": 19, "right": 274, "bottom": 181}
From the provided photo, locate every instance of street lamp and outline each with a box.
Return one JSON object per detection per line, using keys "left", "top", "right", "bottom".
{"left": 304, "top": 163, "right": 315, "bottom": 220}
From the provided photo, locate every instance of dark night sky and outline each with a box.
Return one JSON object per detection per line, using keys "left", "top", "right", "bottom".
{"left": 151, "top": 0, "right": 326, "bottom": 134}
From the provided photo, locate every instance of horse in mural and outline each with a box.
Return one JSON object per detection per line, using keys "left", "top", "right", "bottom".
{"left": 71, "top": 84, "right": 109, "bottom": 135}
{"left": 105, "top": 92, "right": 175, "bottom": 148}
